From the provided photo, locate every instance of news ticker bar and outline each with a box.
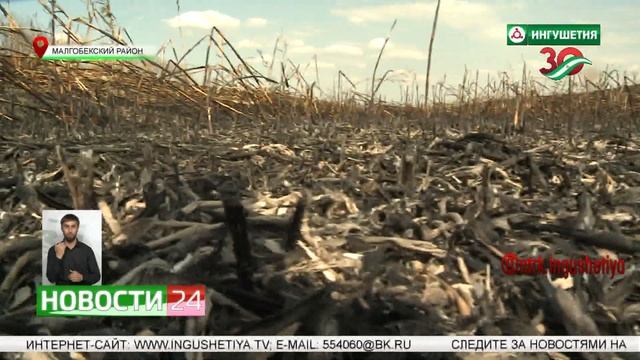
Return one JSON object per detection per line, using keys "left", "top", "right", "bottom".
{"left": 37, "top": 285, "right": 205, "bottom": 316}
{"left": 0, "top": 336, "right": 637, "bottom": 353}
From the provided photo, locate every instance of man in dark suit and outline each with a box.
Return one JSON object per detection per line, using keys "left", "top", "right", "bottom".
{"left": 46, "top": 213, "right": 101, "bottom": 285}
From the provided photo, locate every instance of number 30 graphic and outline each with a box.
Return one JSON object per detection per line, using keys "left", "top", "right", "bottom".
{"left": 539, "top": 47, "right": 585, "bottom": 75}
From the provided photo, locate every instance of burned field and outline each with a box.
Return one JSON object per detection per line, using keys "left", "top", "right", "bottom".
{"left": 1, "top": 123, "right": 640, "bottom": 358}
{"left": 1, "top": 3, "right": 640, "bottom": 359}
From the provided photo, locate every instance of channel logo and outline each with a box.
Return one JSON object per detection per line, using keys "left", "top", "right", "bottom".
{"left": 507, "top": 24, "right": 600, "bottom": 80}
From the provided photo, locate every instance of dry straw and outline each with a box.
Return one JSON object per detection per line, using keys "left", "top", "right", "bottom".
{"left": 0, "top": 1, "right": 638, "bottom": 139}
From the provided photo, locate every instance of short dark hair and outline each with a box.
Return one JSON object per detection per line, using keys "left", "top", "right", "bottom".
{"left": 60, "top": 213, "right": 80, "bottom": 226}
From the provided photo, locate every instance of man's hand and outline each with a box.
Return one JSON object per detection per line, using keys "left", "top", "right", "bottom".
{"left": 68, "top": 270, "right": 83, "bottom": 283}
{"left": 54, "top": 242, "right": 66, "bottom": 259}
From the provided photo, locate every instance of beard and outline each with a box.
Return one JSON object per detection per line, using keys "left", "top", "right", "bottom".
{"left": 63, "top": 234, "right": 77, "bottom": 242}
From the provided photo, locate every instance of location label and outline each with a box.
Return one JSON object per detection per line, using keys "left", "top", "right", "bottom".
{"left": 32, "top": 36, "right": 49, "bottom": 58}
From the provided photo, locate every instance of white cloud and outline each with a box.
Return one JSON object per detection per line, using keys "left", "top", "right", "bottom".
{"left": 368, "top": 38, "right": 426, "bottom": 60}
{"left": 281, "top": 37, "right": 308, "bottom": 53}
{"left": 475, "top": 68, "right": 499, "bottom": 78}
{"left": 287, "top": 42, "right": 363, "bottom": 56}
{"left": 368, "top": 37, "right": 394, "bottom": 50}
{"left": 332, "top": 3, "right": 429, "bottom": 23}
{"left": 247, "top": 54, "right": 273, "bottom": 66}
{"left": 165, "top": 10, "right": 241, "bottom": 29}
{"left": 246, "top": 17, "right": 268, "bottom": 27}
{"left": 290, "top": 29, "right": 320, "bottom": 39}
{"left": 598, "top": 54, "right": 635, "bottom": 66}
{"left": 333, "top": 1, "right": 505, "bottom": 40}
{"left": 441, "top": 1, "right": 504, "bottom": 40}
{"left": 386, "top": 47, "right": 427, "bottom": 60}
{"left": 289, "top": 45, "right": 316, "bottom": 54}
{"left": 605, "top": 32, "right": 640, "bottom": 47}
{"left": 287, "top": 39, "right": 305, "bottom": 47}
{"left": 390, "top": 69, "right": 426, "bottom": 84}
{"left": 290, "top": 38, "right": 426, "bottom": 61}
{"left": 323, "top": 43, "right": 363, "bottom": 56}
{"left": 237, "top": 39, "right": 261, "bottom": 49}
{"left": 315, "top": 61, "right": 336, "bottom": 69}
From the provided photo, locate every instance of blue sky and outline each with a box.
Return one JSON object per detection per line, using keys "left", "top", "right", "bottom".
{"left": 3, "top": 0, "right": 639, "bottom": 102}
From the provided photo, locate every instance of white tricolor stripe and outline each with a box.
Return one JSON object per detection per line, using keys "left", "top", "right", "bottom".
{"left": 546, "top": 56, "right": 592, "bottom": 80}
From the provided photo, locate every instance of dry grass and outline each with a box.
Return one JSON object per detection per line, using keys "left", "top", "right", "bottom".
{"left": 0, "top": 2, "right": 639, "bottom": 141}
{"left": 1, "top": 3, "right": 640, "bottom": 342}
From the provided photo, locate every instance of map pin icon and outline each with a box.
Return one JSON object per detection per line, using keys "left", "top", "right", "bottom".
{"left": 32, "top": 36, "right": 49, "bottom": 58}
